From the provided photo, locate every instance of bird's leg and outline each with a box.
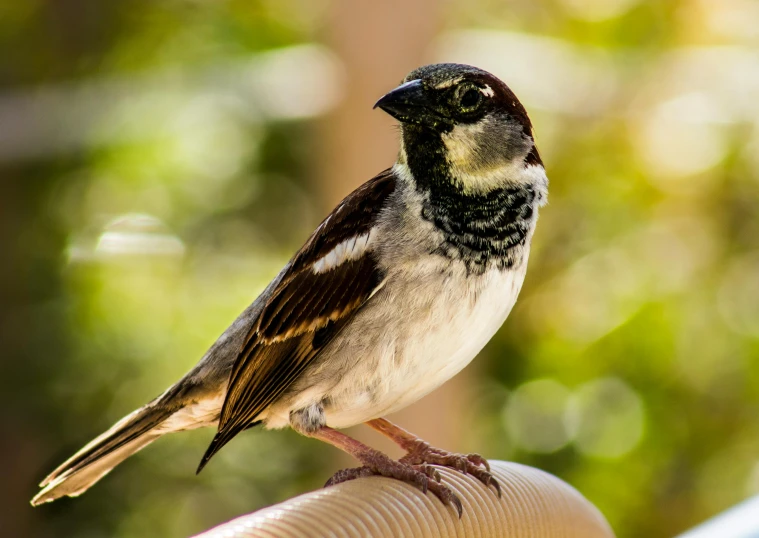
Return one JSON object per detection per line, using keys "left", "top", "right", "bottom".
{"left": 366, "top": 418, "right": 500, "bottom": 497}
{"left": 307, "top": 426, "right": 463, "bottom": 516}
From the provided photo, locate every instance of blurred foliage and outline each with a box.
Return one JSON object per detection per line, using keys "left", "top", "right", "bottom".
{"left": 2, "top": 0, "right": 759, "bottom": 537}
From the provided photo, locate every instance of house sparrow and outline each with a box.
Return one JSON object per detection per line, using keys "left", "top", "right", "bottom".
{"left": 32, "top": 63, "right": 547, "bottom": 515}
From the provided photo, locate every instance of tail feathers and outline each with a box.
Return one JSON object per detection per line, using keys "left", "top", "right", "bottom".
{"left": 196, "top": 431, "right": 230, "bottom": 475}
{"left": 31, "top": 405, "right": 173, "bottom": 506}
{"left": 196, "top": 418, "right": 263, "bottom": 475}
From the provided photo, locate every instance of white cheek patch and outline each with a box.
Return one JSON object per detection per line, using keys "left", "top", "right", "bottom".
{"left": 312, "top": 229, "right": 377, "bottom": 274}
{"left": 442, "top": 117, "right": 545, "bottom": 193}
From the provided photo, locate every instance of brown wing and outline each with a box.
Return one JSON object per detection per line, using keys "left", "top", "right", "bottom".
{"left": 197, "top": 169, "right": 397, "bottom": 471}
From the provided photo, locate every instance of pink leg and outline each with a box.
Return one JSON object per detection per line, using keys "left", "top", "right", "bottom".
{"left": 366, "top": 418, "right": 500, "bottom": 497}
{"left": 308, "top": 426, "right": 463, "bottom": 516}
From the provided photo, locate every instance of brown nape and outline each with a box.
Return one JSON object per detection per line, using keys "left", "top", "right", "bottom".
{"left": 308, "top": 426, "right": 463, "bottom": 516}
{"left": 365, "top": 418, "right": 501, "bottom": 497}
{"left": 525, "top": 145, "right": 543, "bottom": 167}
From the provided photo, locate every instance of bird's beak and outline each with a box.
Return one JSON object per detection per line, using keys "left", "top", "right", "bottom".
{"left": 374, "top": 79, "right": 448, "bottom": 128}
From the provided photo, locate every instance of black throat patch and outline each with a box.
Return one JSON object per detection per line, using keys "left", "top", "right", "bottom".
{"left": 404, "top": 126, "right": 539, "bottom": 273}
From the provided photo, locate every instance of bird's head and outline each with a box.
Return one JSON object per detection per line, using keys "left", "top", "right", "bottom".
{"left": 375, "top": 63, "right": 542, "bottom": 194}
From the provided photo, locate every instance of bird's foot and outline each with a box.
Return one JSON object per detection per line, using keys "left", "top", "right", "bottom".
{"left": 325, "top": 455, "right": 462, "bottom": 517}
{"left": 399, "top": 440, "right": 501, "bottom": 497}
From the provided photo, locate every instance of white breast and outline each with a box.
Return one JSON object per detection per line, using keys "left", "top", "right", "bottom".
{"left": 310, "top": 259, "right": 528, "bottom": 429}
{"left": 374, "top": 264, "right": 526, "bottom": 417}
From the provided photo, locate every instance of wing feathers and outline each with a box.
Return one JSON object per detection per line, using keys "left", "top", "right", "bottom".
{"left": 198, "top": 170, "right": 397, "bottom": 470}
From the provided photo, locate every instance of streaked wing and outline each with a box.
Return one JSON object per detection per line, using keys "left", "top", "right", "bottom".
{"left": 198, "top": 169, "right": 396, "bottom": 469}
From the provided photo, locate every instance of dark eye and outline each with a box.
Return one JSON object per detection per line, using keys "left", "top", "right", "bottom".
{"left": 459, "top": 88, "right": 482, "bottom": 110}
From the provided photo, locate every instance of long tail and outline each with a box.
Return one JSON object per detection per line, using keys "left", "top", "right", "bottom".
{"left": 31, "top": 403, "right": 175, "bottom": 506}
{"left": 29, "top": 273, "right": 278, "bottom": 506}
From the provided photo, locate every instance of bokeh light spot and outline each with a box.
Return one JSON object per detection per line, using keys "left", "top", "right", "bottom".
{"left": 718, "top": 253, "right": 759, "bottom": 337}
{"left": 565, "top": 377, "right": 645, "bottom": 459}
{"left": 504, "top": 379, "right": 572, "bottom": 454}
{"left": 91, "top": 213, "right": 185, "bottom": 259}
{"left": 634, "top": 93, "right": 729, "bottom": 182}
{"left": 557, "top": 0, "right": 642, "bottom": 22}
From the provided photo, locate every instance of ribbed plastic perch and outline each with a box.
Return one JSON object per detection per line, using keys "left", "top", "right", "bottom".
{"left": 194, "top": 461, "right": 615, "bottom": 537}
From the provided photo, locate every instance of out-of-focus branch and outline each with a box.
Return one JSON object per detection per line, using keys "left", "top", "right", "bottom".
{"left": 194, "top": 461, "right": 615, "bottom": 537}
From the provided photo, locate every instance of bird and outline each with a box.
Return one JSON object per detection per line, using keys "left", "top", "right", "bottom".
{"left": 31, "top": 63, "right": 548, "bottom": 514}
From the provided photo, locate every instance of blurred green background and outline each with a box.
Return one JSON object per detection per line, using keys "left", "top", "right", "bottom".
{"left": 2, "top": 0, "right": 759, "bottom": 536}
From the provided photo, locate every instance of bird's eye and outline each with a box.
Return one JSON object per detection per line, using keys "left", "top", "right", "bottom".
{"left": 459, "top": 88, "right": 482, "bottom": 111}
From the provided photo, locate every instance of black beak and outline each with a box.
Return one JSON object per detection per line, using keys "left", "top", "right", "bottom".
{"left": 374, "top": 79, "right": 447, "bottom": 128}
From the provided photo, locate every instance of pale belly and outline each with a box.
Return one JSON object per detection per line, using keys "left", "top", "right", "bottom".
{"left": 262, "top": 259, "right": 528, "bottom": 430}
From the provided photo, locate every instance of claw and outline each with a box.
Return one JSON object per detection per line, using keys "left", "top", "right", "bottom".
{"left": 414, "top": 463, "right": 441, "bottom": 483}
{"left": 325, "top": 457, "right": 462, "bottom": 515}
{"left": 399, "top": 445, "right": 498, "bottom": 501}
{"left": 491, "top": 477, "right": 502, "bottom": 498}
{"left": 468, "top": 453, "right": 490, "bottom": 472}
{"left": 450, "top": 492, "right": 464, "bottom": 518}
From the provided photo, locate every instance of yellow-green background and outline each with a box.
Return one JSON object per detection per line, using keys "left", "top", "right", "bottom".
{"left": 3, "top": 1, "right": 759, "bottom": 536}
